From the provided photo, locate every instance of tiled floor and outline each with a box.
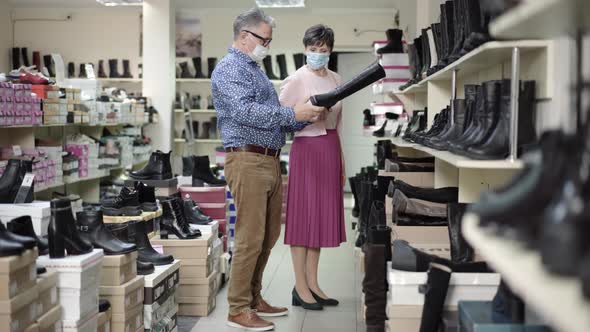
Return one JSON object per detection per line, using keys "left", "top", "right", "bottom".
{"left": 178, "top": 199, "right": 364, "bottom": 332}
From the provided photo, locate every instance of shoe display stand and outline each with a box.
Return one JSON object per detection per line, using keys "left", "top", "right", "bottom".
{"left": 103, "top": 209, "right": 163, "bottom": 224}
{"left": 143, "top": 260, "right": 180, "bottom": 332}
{"left": 37, "top": 248, "right": 103, "bottom": 332}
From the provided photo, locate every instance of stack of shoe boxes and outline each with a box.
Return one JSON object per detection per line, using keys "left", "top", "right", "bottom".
{"left": 65, "top": 144, "right": 90, "bottom": 179}
{"left": 143, "top": 260, "right": 180, "bottom": 332}
{"left": 152, "top": 231, "right": 219, "bottom": 317}
{"left": 35, "top": 271, "right": 61, "bottom": 332}
{"left": 99, "top": 251, "right": 141, "bottom": 332}
{"left": 179, "top": 186, "right": 227, "bottom": 249}
{"left": 0, "top": 82, "right": 43, "bottom": 126}
{"left": 37, "top": 146, "right": 64, "bottom": 189}
{"left": 0, "top": 248, "right": 38, "bottom": 332}
{"left": 37, "top": 249, "right": 104, "bottom": 332}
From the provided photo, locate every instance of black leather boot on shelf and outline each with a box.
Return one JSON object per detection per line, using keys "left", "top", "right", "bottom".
{"left": 376, "top": 29, "right": 404, "bottom": 54}
{"left": 400, "top": 44, "right": 418, "bottom": 91}
{"left": 160, "top": 198, "right": 200, "bottom": 239}
{"left": 108, "top": 59, "right": 121, "bottom": 78}
{"left": 263, "top": 56, "right": 279, "bottom": 80}
{"left": 0, "top": 220, "right": 35, "bottom": 250}
{"left": 0, "top": 221, "right": 25, "bottom": 257}
{"left": 310, "top": 62, "right": 385, "bottom": 108}
{"left": 7, "top": 216, "right": 48, "bottom": 255}
{"left": 48, "top": 199, "right": 93, "bottom": 258}
{"left": 0, "top": 159, "right": 21, "bottom": 203}
{"left": 21, "top": 48, "right": 30, "bottom": 66}
{"left": 427, "top": 23, "right": 444, "bottom": 76}
{"left": 179, "top": 61, "right": 192, "bottom": 78}
{"left": 130, "top": 150, "right": 173, "bottom": 180}
{"left": 32, "top": 51, "right": 41, "bottom": 72}
{"left": 460, "top": 0, "right": 491, "bottom": 56}
{"left": 367, "top": 201, "right": 392, "bottom": 262}
{"left": 348, "top": 176, "right": 360, "bottom": 218}
{"left": 127, "top": 220, "right": 173, "bottom": 265}
{"left": 449, "top": 86, "right": 483, "bottom": 151}
{"left": 372, "top": 121, "right": 387, "bottom": 137}
{"left": 137, "top": 260, "right": 155, "bottom": 275}
{"left": 363, "top": 109, "right": 375, "bottom": 126}
{"left": 122, "top": 60, "right": 133, "bottom": 78}
{"left": 199, "top": 122, "right": 211, "bottom": 139}
{"left": 276, "top": 54, "right": 288, "bottom": 80}
{"left": 183, "top": 197, "right": 214, "bottom": 225}
{"left": 12, "top": 48, "right": 20, "bottom": 69}
{"left": 97, "top": 60, "right": 107, "bottom": 78}
{"left": 67, "top": 62, "right": 75, "bottom": 78}
{"left": 192, "top": 57, "right": 206, "bottom": 78}
{"left": 79, "top": 63, "right": 88, "bottom": 78}
{"left": 101, "top": 187, "right": 142, "bottom": 217}
{"left": 388, "top": 179, "right": 458, "bottom": 204}
{"left": 207, "top": 57, "right": 217, "bottom": 78}
{"left": 418, "top": 263, "right": 452, "bottom": 332}
{"left": 447, "top": 0, "right": 467, "bottom": 64}
{"left": 376, "top": 140, "right": 394, "bottom": 170}
{"left": 182, "top": 156, "right": 194, "bottom": 176}
{"left": 134, "top": 182, "right": 159, "bottom": 212}
{"left": 427, "top": 99, "right": 468, "bottom": 150}
{"left": 355, "top": 180, "right": 375, "bottom": 248}
{"left": 43, "top": 55, "right": 55, "bottom": 77}
{"left": 76, "top": 208, "right": 137, "bottom": 255}
{"left": 192, "top": 155, "right": 227, "bottom": 187}
{"left": 420, "top": 28, "right": 431, "bottom": 78}
{"left": 447, "top": 203, "right": 473, "bottom": 263}
{"left": 293, "top": 53, "right": 305, "bottom": 70}
{"left": 363, "top": 244, "right": 387, "bottom": 332}
{"left": 437, "top": 1, "right": 454, "bottom": 68}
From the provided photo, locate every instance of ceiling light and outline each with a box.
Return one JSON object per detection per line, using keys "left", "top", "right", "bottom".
{"left": 96, "top": 0, "right": 143, "bottom": 6}
{"left": 255, "top": 0, "right": 305, "bottom": 8}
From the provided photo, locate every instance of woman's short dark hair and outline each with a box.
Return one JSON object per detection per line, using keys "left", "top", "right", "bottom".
{"left": 303, "top": 24, "right": 335, "bottom": 50}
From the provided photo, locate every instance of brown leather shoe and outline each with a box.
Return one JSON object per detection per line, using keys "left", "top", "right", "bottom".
{"left": 227, "top": 309, "right": 275, "bottom": 331}
{"left": 252, "top": 298, "right": 289, "bottom": 317}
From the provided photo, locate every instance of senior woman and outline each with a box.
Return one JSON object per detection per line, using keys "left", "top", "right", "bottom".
{"left": 279, "top": 24, "right": 346, "bottom": 311}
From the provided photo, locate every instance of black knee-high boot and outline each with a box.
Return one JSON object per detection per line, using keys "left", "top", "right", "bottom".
{"left": 419, "top": 263, "right": 452, "bottom": 332}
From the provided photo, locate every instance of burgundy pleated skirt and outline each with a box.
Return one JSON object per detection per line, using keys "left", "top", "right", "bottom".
{"left": 284, "top": 130, "right": 346, "bottom": 248}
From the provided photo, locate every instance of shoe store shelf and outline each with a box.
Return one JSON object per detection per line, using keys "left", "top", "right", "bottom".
{"left": 463, "top": 214, "right": 590, "bottom": 332}
{"left": 390, "top": 137, "right": 418, "bottom": 148}
{"left": 34, "top": 169, "right": 110, "bottom": 193}
{"left": 176, "top": 78, "right": 283, "bottom": 85}
{"left": 490, "top": 0, "right": 590, "bottom": 40}
{"left": 97, "top": 78, "right": 142, "bottom": 83}
{"left": 0, "top": 122, "right": 150, "bottom": 129}
{"left": 397, "top": 82, "right": 427, "bottom": 94}
{"left": 174, "top": 109, "right": 217, "bottom": 115}
{"left": 395, "top": 40, "right": 550, "bottom": 94}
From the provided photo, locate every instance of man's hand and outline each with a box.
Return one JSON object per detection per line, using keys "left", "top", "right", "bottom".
{"left": 294, "top": 101, "right": 326, "bottom": 123}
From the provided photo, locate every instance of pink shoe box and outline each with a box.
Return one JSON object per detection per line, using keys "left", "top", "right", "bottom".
{"left": 33, "top": 115, "right": 42, "bottom": 125}
{"left": 199, "top": 203, "right": 227, "bottom": 220}
{"left": 66, "top": 144, "right": 89, "bottom": 157}
{"left": 78, "top": 168, "right": 89, "bottom": 178}
{"left": 78, "top": 157, "right": 89, "bottom": 169}
{"left": 14, "top": 116, "right": 24, "bottom": 125}
{"left": 179, "top": 186, "right": 226, "bottom": 204}
{"left": 217, "top": 219, "right": 227, "bottom": 236}
{"left": 0, "top": 82, "right": 13, "bottom": 100}
{"left": 5, "top": 100, "right": 14, "bottom": 116}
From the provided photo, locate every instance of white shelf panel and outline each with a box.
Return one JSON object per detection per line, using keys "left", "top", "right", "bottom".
{"left": 390, "top": 137, "right": 418, "bottom": 148}
{"left": 490, "top": 0, "right": 590, "bottom": 39}
{"left": 463, "top": 214, "right": 590, "bottom": 332}
{"left": 397, "top": 82, "right": 427, "bottom": 94}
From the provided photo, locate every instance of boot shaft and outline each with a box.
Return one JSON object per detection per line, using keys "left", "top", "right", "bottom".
{"left": 135, "top": 181, "right": 156, "bottom": 203}
{"left": 12, "top": 48, "right": 20, "bottom": 70}
{"left": 79, "top": 63, "right": 87, "bottom": 78}
{"left": 98, "top": 60, "right": 107, "bottom": 77}
{"left": 293, "top": 53, "right": 305, "bottom": 70}
{"left": 207, "top": 57, "right": 217, "bottom": 78}
{"left": 276, "top": 54, "right": 288, "bottom": 80}
{"left": 192, "top": 57, "right": 205, "bottom": 78}
{"left": 32, "top": 51, "right": 41, "bottom": 71}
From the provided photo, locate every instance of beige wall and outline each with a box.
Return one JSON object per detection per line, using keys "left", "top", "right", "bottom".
{"left": 0, "top": 0, "right": 12, "bottom": 72}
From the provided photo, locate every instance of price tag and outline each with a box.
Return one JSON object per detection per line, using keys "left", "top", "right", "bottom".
{"left": 12, "top": 145, "right": 22, "bottom": 157}
{"left": 13, "top": 173, "right": 35, "bottom": 203}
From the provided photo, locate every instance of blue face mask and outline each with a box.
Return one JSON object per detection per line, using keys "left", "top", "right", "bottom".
{"left": 305, "top": 52, "right": 330, "bottom": 70}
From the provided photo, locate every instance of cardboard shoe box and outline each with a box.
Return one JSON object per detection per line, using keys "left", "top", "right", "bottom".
{"left": 386, "top": 304, "right": 456, "bottom": 332}
{"left": 37, "top": 249, "right": 104, "bottom": 289}
{"left": 0, "top": 249, "right": 37, "bottom": 300}
{"left": 99, "top": 275, "right": 144, "bottom": 314}
{"left": 36, "top": 305, "right": 61, "bottom": 332}
{"left": 178, "top": 237, "right": 221, "bottom": 279}
{"left": 0, "top": 284, "right": 38, "bottom": 332}
{"left": 62, "top": 311, "right": 98, "bottom": 332}
{"left": 101, "top": 251, "right": 138, "bottom": 286}
{"left": 177, "top": 270, "right": 218, "bottom": 299}
{"left": 151, "top": 232, "right": 215, "bottom": 259}
{"left": 144, "top": 260, "right": 180, "bottom": 306}
{"left": 144, "top": 292, "right": 176, "bottom": 330}
{"left": 57, "top": 280, "right": 99, "bottom": 322}
{"left": 111, "top": 304, "right": 143, "bottom": 332}
{"left": 178, "top": 295, "right": 216, "bottom": 317}
{"left": 96, "top": 306, "right": 111, "bottom": 332}
{"left": 36, "top": 271, "right": 58, "bottom": 318}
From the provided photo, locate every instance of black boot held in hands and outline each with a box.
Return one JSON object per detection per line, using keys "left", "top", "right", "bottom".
{"left": 48, "top": 199, "right": 93, "bottom": 258}
{"left": 418, "top": 263, "right": 452, "bottom": 332}
{"left": 76, "top": 207, "right": 137, "bottom": 255}
{"left": 160, "top": 198, "right": 201, "bottom": 239}
{"left": 130, "top": 150, "right": 173, "bottom": 180}
{"left": 101, "top": 187, "right": 142, "bottom": 217}
{"left": 7, "top": 216, "right": 49, "bottom": 255}
{"left": 127, "top": 220, "right": 173, "bottom": 265}
{"left": 311, "top": 62, "right": 385, "bottom": 108}
{"left": 192, "top": 155, "right": 227, "bottom": 187}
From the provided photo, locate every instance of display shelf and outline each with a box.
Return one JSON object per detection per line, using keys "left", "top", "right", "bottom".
{"left": 390, "top": 137, "right": 417, "bottom": 148}
{"left": 97, "top": 78, "right": 142, "bottom": 83}
{"left": 411, "top": 145, "right": 524, "bottom": 170}
{"left": 0, "top": 122, "right": 149, "bottom": 129}
{"left": 176, "top": 78, "right": 283, "bottom": 85}
{"left": 174, "top": 109, "right": 217, "bottom": 114}
{"left": 462, "top": 214, "right": 590, "bottom": 332}
{"left": 489, "top": 0, "right": 590, "bottom": 40}
{"left": 394, "top": 40, "right": 550, "bottom": 93}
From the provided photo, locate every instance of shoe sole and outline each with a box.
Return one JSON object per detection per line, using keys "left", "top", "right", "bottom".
{"left": 226, "top": 321, "right": 274, "bottom": 331}
{"left": 103, "top": 206, "right": 143, "bottom": 216}
{"left": 256, "top": 311, "right": 288, "bottom": 317}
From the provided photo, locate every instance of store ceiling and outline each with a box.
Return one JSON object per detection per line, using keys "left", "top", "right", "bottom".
{"left": 9, "top": 0, "right": 395, "bottom": 9}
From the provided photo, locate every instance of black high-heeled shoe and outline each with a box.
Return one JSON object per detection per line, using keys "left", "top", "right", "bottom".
{"left": 292, "top": 288, "right": 323, "bottom": 310}
{"left": 310, "top": 290, "right": 339, "bottom": 306}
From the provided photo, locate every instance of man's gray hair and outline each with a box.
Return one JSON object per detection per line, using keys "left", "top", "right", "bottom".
{"left": 233, "top": 7, "right": 275, "bottom": 40}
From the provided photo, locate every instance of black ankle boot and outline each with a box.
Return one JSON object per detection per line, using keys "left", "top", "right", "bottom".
{"left": 0, "top": 220, "right": 35, "bottom": 250}
{"left": 183, "top": 197, "right": 214, "bottom": 225}
{"left": 447, "top": 0, "right": 467, "bottom": 63}
{"left": 137, "top": 260, "right": 155, "bottom": 275}
{"left": 376, "top": 140, "right": 394, "bottom": 170}
{"left": 192, "top": 57, "right": 206, "bottom": 78}
{"left": 0, "top": 160, "right": 22, "bottom": 203}
{"left": 207, "top": 57, "right": 217, "bottom": 78}
{"left": 367, "top": 201, "right": 392, "bottom": 261}
{"left": 67, "top": 62, "right": 75, "bottom": 78}
{"left": 293, "top": 53, "right": 305, "bottom": 70}
{"left": 7, "top": 216, "right": 48, "bottom": 255}
{"left": 199, "top": 122, "right": 211, "bottom": 139}
{"left": 108, "top": 59, "right": 121, "bottom": 78}
{"left": 376, "top": 29, "right": 404, "bottom": 54}
{"left": 130, "top": 150, "right": 173, "bottom": 180}
{"left": 447, "top": 203, "right": 473, "bottom": 263}
{"left": 419, "top": 263, "right": 452, "bottom": 332}
{"left": 21, "top": 48, "right": 30, "bottom": 67}
{"left": 48, "top": 199, "right": 93, "bottom": 258}
{"left": 372, "top": 121, "right": 387, "bottom": 138}
{"left": 349, "top": 176, "right": 360, "bottom": 218}
{"left": 122, "top": 59, "right": 133, "bottom": 78}
{"left": 78, "top": 63, "right": 87, "bottom": 78}
{"left": 263, "top": 56, "right": 279, "bottom": 80}
{"left": 182, "top": 156, "right": 194, "bottom": 176}
{"left": 192, "top": 155, "right": 227, "bottom": 187}
{"left": 179, "top": 61, "right": 192, "bottom": 78}
{"left": 134, "top": 182, "right": 158, "bottom": 212}
{"left": 311, "top": 62, "right": 385, "bottom": 108}
{"left": 76, "top": 208, "right": 137, "bottom": 255}
{"left": 0, "top": 220, "right": 25, "bottom": 257}
{"left": 100, "top": 187, "right": 142, "bottom": 216}
{"left": 363, "top": 109, "right": 375, "bottom": 126}
{"left": 97, "top": 60, "right": 107, "bottom": 78}
{"left": 160, "top": 198, "right": 200, "bottom": 239}
{"left": 12, "top": 48, "right": 20, "bottom": 69}
{"left": 276, "top": 54, "right": 288, "bottom": 80}
{"left": 127, "top": 220, "right": 173, "bottom": 265}
{"left": 43, "top": 55, "right": 55, "bottom": 77}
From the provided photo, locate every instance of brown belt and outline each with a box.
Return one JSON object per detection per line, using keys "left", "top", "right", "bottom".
{"left": 225, "top": 145, "right": 281, "bottom": 158}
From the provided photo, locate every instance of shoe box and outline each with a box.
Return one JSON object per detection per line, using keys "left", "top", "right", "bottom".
{"left": 111, "top": 303, "right": 143, "bottom": 332}
{"left": 99, "top": 275, "right": 144, "bottom": 314}
{"left": 198, "top": 203, "right": 227, "bottom": 220}
{"left": 96, "top": 305, "right": 111, "bottom": 332}
{"left": 386, "top": 262, "right": 500, "bottom": 307}
{"left": 389, "top": 224, "right": 450, "bottom": 247}
{"left": 0, "top": 248, "right": 37, "bottom": 300}
{"left": 144, "top": 292, "right": 176, "bottom": 331}
{"left": 61, "top": 310, "right": 98, "bottom": 332}
{"left": 37, "top": 249, "right": 103, "bottom": 324}
{"left": 385, "top": 304, "right": 457, "bottom": 332}
{"left": 177, "top": 294, "right": 216, "bottom": 317}
{"left": 124, "top": 178, "right": 178, "bottom": 198}
{"left": 101, "top": 251, "right": 138, "bottom": 286}
{"left": 188, "top": 219, "right": 219, "bottom": 236}
{"left": 0, "top": 202, "right": 50, "bottom": 236}
{"left": 458, "top": 301, "right": 552, "bottom": 332}
{"left": 177, "top": 269, "right": 219, "bottom": 317}
{"left": 144, "top": 261, "right": 180, "bottom": 332}
{"left": 0, "top": 283, "right": 38, "bottom": 332}
{"left": 151, "top": 231, "right": 216, "bottom": 259}
{"left": 179, "top": 185, "right": 226, "bottom": 204}
{"left": 36, "top": 304, "right": 61, "bottom": 332}
{"left": 147, "top": 309, "right": 177, "bottom": 332}
{"left": 36, "top": 271, "right": 58, "bottom": 318}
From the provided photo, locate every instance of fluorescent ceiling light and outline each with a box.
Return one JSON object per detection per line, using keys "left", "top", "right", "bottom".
{"left": 255, "top": 0, "right": 305, "bottom": 8}
{"left": 96, "top": 0, "right": 143, "bottom": 6}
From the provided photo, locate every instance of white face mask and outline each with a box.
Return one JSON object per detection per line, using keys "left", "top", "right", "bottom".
{"left": 247, "top": 35, "right": 270, "bottom": 62}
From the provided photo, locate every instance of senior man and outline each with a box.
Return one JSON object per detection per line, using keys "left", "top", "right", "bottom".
{"left": 211, "top": 7, "right": 326, "bottom": 331}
